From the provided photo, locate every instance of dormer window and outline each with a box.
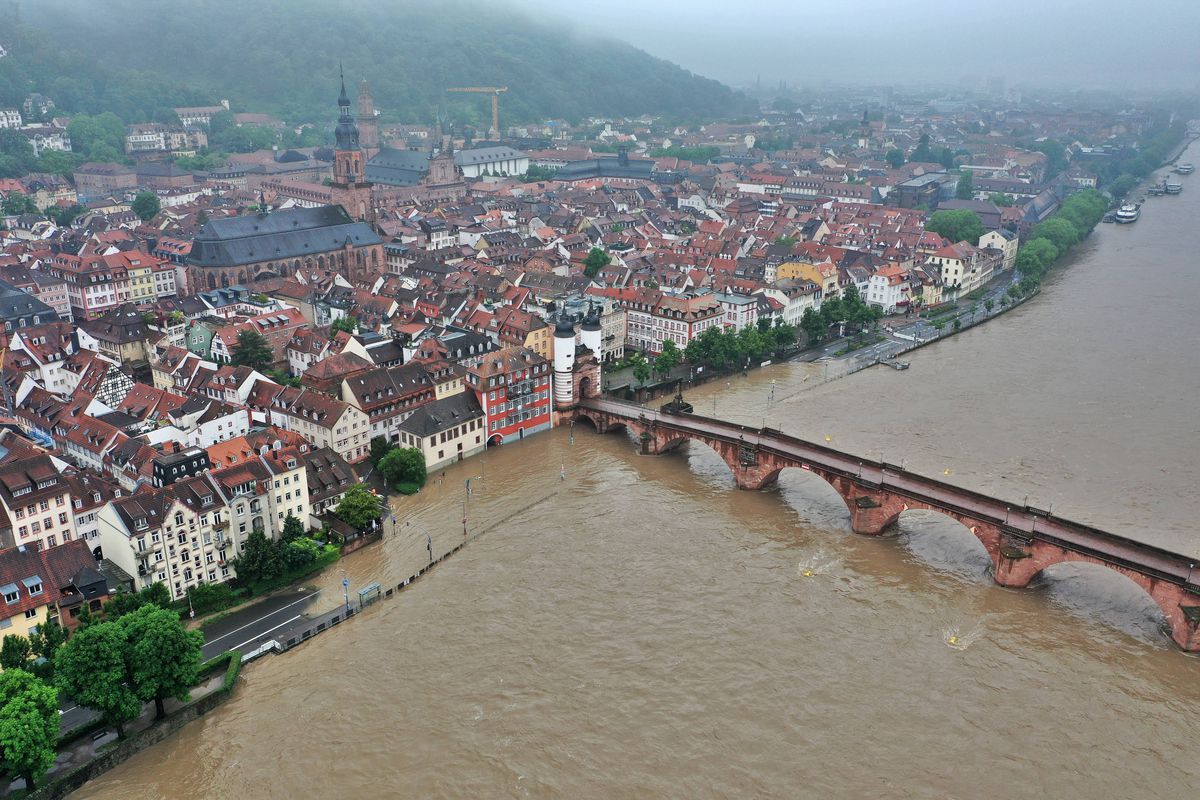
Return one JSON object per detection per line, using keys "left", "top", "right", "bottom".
{"left": 135, "top": 517, "right": 148, "bottom": 530}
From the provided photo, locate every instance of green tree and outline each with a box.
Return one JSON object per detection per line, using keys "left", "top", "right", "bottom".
{"left": 208, "top": 110, "right": 234, "bottom": 137}
{"left": 100, "top": 581, "right": 172, "bottom": 620}
{"left": 49, "top": 202, "right": 86, "bottom": 226}
{"left": 55, "top": 623, "right": 142, "bottom": 738}
{"left": 334, "top": 485, "right": 382, "bottom": 530}
{"left": 1, "top": 192, "right": 38, "bottom": 216}
{"left": 1015, "top": 238, "right": 1059, "bottom": 278}
{"left": 648, "top": 145, "right": 721, "bottom": 161}
{"left": 583, "top": 247, "right": 611, "bottom": 279}
{"left": 0, "top": 669, "right": 59, "bottom": 790}
{"left": 282, "top": 513, "right": 306, "bottom": 542}
{"left": 66, "top": 112, "right": 127, "bottom": 162}
{"left": 186, "top": 582, "right": 237, "bottom": 615}
{"left": 800, "top": 307, "right": 825, "bottom": 344}
{"left": 925, "top": 209, "right": 984, "bottom": 244}
{"left": 1031, "top": 218, "right": 1079, "bottom": 255}
{"left": 378, "top": 447, "right": 426, "bottom": 489}
{"left": 627, "top": 351, "right": 651, "bottom": 386}
{"left": 36, "top": 149, "right": 84, "bottom": 177}
{"left": 280, "top": 537, "right": 320, "bottom": 570}
{"left": 955, "top": 170, "right": 974, "bottom": 199}
{"left": 988, "top": 193, "right": 1015, "bottom": 207}
{"left": 654, "top": 339, "right": 681, "bottom": 377}
{"left": 369, "top": 436, "right": 395, "bottom": 466}
{"left": 131, "top": 190, "right": 161, "bottom": 221}
{"left": 736, "top": 325, "right": 768, "bottom": 364}
{"left": 909, "top": 133, "right": 934, "bottom": 163}
{"left": 0, "top": 130, "right": 38, "bottom": 178}
{"left": 885, "top": 148, "right": 905, "bottom": 169}
{"left": 521, "top": 164, "right": 559, "bottom": 182}
{"left": 233, "top": 530, "right": 280, "bottom": 583}
{"left": 119, "top": 605, "right": 203, "bottom": 719}
{"left": 771, "top": 319, "right": 797, "bottom": 353}
{"left": 231, "top": 328, "right": 273, "bottom": 370}
{"left": 0, "top": 635, "right": 32, "bottom": 671}
{"left": 329, "top": 316, "right": 357, "bottom": 337}
{"left": 29, "top": 618, "right": 67, "bottom": 664}
{"left": 75, "top": 604, "right": 95, "bottom": 630}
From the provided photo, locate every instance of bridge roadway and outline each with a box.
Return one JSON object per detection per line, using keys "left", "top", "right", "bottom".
{"left": 577, "top": 397, "right": 1197, "bottom": 590}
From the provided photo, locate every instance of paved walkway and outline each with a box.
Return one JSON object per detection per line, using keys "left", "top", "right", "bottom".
{"left": 4, "top": 672, "right": 226, "bottom": 796}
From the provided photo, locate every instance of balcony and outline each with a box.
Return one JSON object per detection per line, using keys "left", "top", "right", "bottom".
{"left": 212, "top": 519, "right": 229, "bottom": 530}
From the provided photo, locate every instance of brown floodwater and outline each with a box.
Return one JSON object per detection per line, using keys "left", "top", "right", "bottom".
{"left": 76, "top": 142, "right": 1200, "bottom": 799}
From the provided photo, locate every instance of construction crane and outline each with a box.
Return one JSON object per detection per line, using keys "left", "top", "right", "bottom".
{"left": 446, "top": 86, "right": 508, "bottom": 138}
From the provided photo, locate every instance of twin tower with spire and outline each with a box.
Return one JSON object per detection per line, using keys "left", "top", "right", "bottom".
{"left": 330, "top": 66, "right": 376, "bottom": 222}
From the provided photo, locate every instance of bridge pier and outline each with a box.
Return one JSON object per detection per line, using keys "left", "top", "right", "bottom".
{"left": 574, "top": 399, "right": 1200, "bottom": 652}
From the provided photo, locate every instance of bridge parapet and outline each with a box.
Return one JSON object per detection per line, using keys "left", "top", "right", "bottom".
{"left": 574, "top": 396, "right": 1200, "bottom": 652}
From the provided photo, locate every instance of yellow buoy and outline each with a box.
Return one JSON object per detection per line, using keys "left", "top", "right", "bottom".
{"left": 943, "top": 468, "right": 952, "bottom": 476}
{"left": 825, "top": 435, "right": 832, "bottom": 442}
{"left": 948, "top": 635, "right": 958, "bottom": 645}
{"left": 802, "top": 569, "right": 814, "bottom": 577}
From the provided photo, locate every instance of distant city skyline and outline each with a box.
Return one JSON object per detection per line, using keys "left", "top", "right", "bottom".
{"left": 512, "top": 0, "right": 1200, "bottom": 92}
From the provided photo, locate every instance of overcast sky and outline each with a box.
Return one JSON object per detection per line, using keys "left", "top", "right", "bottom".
{"left": 511, "top": 0, "right": 1200, "bottom": 91}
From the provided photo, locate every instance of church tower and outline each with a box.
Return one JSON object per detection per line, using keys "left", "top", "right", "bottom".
{"left": 357, "top": 79, "right": 379, "bottom": 150}
{"left": 330, "top": 67, "right": 374, "bottom": 224}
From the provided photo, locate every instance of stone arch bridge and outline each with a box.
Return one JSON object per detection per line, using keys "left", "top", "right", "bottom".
{"left": 572, "top": 397, "right": 1200, "bottom": 652}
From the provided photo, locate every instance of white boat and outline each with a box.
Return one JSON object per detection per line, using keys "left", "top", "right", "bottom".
{"left": 1114, "top": 203, "right": 1140, "bottom": 223}
{"left": 1176, "top": 163, "right": 1195, "bottom": 174}
{"left": 1165, "top": 181, "right": 1183, "bottom": 194}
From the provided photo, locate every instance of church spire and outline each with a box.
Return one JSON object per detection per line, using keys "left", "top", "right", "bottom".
{"left": 334, "top": 67, "right": 359, "bottom": 152}
{"left": 338, "top": 63, "right": 350, "bottom": 110}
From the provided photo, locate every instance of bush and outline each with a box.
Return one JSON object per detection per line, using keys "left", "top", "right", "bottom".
{"left": 184, "top": 583, "right": 240, "bottom": 616}
{"left": 395, "top": 482, "right": 421, "bottom": 495}
{"left": 243, "top": 545, "right": 339, "bottom": 597}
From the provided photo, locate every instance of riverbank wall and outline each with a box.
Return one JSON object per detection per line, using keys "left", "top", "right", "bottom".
{"left": 28, "top": 652, "right": 243, "bottom": 800}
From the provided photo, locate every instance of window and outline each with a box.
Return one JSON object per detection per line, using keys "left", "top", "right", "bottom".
{"left": 24, "top": 609, "right": 37, "bottom": 620}
{"left": 1, "top": 585, "right": 18, "bottom": 604}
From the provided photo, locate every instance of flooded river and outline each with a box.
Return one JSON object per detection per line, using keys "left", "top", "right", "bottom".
{"left": 77, "top": 142, "right": 1200, "bottom": 798}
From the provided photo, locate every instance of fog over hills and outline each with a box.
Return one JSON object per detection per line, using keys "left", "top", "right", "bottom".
{"left": 514, "top": 0, "right": 1200, "bottom": 91}
{"left": 1, "top": 0, "right": 757, "bottom": 124}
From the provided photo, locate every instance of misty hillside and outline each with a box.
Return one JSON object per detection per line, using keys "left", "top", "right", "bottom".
{"left": 0, "top": 0, "right": 756, "bottom": 126}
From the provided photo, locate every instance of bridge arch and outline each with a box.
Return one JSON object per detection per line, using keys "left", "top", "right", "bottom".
{"left": 572, "top": 412, "right": 627, "bottom": 435}
{"left": 763, "top": 465, "right": 856, "bottom": 528}
{"left": 893, "top": 508, "right": 998, "bottom": 579}
{"left": 1023, "top": 551, "right": 1184, "bottom": 645}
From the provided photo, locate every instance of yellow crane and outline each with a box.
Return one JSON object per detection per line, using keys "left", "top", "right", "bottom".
{"left": 446, "top": 86, "right": 508, "bottom": 137}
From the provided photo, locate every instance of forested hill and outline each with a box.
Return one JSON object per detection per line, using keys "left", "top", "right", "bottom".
{"left": 0, "top": 0, "right": 756, "bottom": 126}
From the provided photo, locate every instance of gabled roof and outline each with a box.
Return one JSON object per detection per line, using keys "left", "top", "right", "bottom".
{"left": 188, "top": 206, "right": 382, "bottom": 268}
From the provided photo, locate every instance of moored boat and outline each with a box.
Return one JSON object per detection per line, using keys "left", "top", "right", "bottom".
{"left": 1165, "top": 180, "right": 1183, "bottom": 194}
{"left": 1114, "top": 202, "right": 1140, "bottom": 223}
{"left": 1176, "top": 162, "right": 1195, "bottom": 175}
